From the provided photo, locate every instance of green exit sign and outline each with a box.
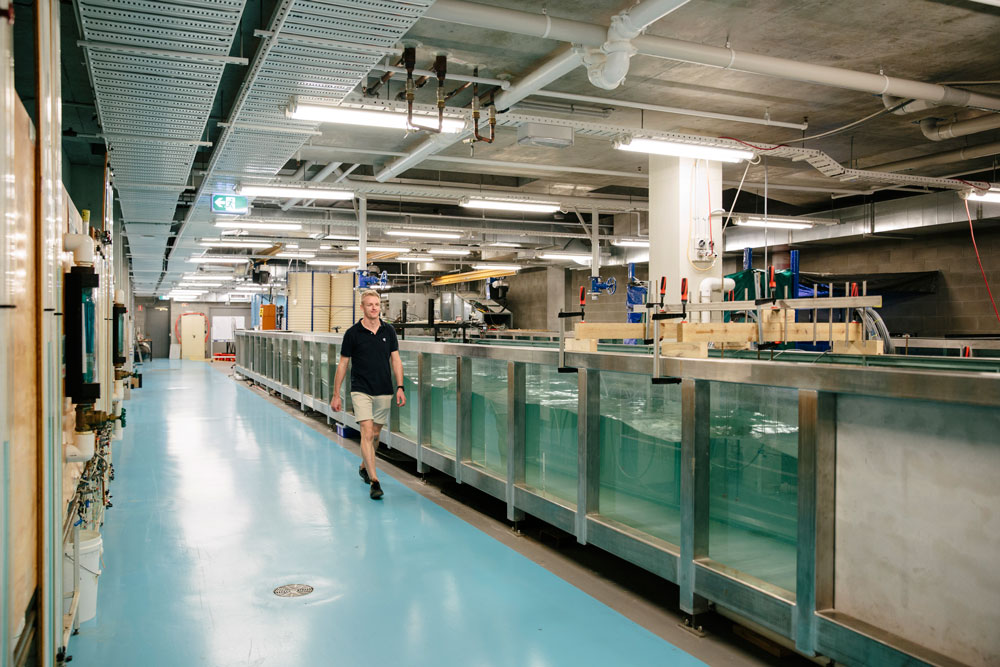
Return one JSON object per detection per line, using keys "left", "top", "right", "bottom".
{"left": 212, "top": 194, "right": 249, "bottom": 214}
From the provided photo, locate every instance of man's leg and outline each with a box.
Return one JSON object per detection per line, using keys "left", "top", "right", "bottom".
{"left": 359, "top": 419, "right": 379, "bottom": 483}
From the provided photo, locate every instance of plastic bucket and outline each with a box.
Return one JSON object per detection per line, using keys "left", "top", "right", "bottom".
{"left": 63, "top": 530, "right": 103, "bottom": 622}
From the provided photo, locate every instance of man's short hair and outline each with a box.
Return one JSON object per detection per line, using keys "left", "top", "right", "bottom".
{"left": 360, "top": 289, "right": 380, "bottom": 304}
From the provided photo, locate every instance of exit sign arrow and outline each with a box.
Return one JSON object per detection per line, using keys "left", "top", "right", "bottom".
{"left": 212, "top": 194, "right": 249, "bottom": 214}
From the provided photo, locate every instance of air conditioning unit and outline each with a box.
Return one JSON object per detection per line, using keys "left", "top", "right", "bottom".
{"left": 516, "top": 122, "right": 574, "bottom": 149}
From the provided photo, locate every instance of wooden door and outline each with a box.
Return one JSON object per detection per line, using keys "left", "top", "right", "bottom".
{"left": 180, "top": 314, "right": 206, "bottom": 360}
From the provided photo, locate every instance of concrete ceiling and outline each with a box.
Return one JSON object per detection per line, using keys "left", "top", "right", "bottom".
{"left": 52, "top": 0, "right": 1000, "bottom": 295}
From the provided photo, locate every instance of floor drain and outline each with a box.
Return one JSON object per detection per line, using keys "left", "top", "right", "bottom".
{"left": 273, "top": 584, "right": 314, "bottom": 598}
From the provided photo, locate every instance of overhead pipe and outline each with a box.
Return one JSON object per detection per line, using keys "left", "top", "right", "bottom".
{"left": 280, "top": 161, "right": 342, "bottom": 210}
{"left": 919, "top": 114, "right": 1000, "bottom": 141}
{"left": 471, "top": 67, "right": 496, "bottom": 143}
{"left": 425, "top": 0, "right": 1000, "bottom": 112}
{"left": 372, "top": 64, "right": 510, "bottom": 90}
{"left": 583, "top": 0, "right": 692, "bottom": 90}
{"left": 867, "top": 140, "right": 1000, "bottom": 173}
{"left": 300, "top": 163, "right": 361, "bottom": 208}
{"left": 881, "top": 94, "right": 937, "bottom": 115}
{"left": 365, "top": 56, "right": 404, "bottom": 97}
{"left": 377, "top": 47, "right": 584, "bottom": 181}
{"left": 528, "top": 89, "right": 808, "bottom": 129}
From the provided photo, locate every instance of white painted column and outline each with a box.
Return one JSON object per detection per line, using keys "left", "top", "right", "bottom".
{"left": 648, "top": 155, "right": 723, "bottom": 306}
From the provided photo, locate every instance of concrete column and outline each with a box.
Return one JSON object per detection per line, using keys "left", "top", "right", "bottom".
{"left": 648, "top": 155, "right": 723, "bottom": 303}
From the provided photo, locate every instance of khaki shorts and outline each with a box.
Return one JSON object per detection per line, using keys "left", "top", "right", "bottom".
{"left": 351, "top": 392, "right": 391, "bottom": 425}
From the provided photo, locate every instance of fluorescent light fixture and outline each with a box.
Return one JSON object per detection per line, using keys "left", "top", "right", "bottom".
{"left": 963, "top": 188, "right": 1000, "bottom": 203}
{"left": 324, "top": 234, "right": 359, "bottom": 240}
{"left": 319, "top": 244, "right": 332, "bottom": 250}
{"left": 733, "top": 219, "right": 811, "bottom": 230}
{"left": 345, "top": 245, "right": 409, "bottom": 253}
{"left": 179, "top": 282, "right": 223, "bottom": 288}
{"left": 287, "top": 98, "right": 466, "bottom": 133}
{"left": 731, "top": 214, "right": 837, "bottom": 231}
{"left": 395, "top": 254, "right": 434, "bottom": 262}
{"left": 472, "top": 264, "right": 521, "bottom": 271}
{"left": 187, "top": 256, "right": 250, "bottom": 264}
{"left": 215, "top": 221, "right": 302, "bottom": 231}
{"left": 487, "top": 242, "right": 522, "bottom": 248}
{"left": 183, "top": 275, "right": 235, "bottom": 281}
{"left": 612, "top": 238, "right": 650, "bottom": 247}
{"left": 236, "top": 184, "right": 354, "bottom": 201}
{"left": 462, "top": 198, "right": 560, "bottom": 214}
{"left": 275, "top": 251, "right": 316, "bottom": 259}
{"left": 385, "top": 230, "right": 462, "bottom": 239}
{"left": 199, "top": 241, "right": 273, "bottom": 249}
{"left": 428, "top": 248, "right": 471, "bottom": 256}
{"left": 613, "top": 136, "right": 753, "bottom": 163}
{"left": 285, "top": 243, "right": 299, "bottom": 249}
{"left": 538, "top": 252, "right": 592, "bottom": 261}
{"left": 307, "top": 259, "right": 359, "bottom": 267}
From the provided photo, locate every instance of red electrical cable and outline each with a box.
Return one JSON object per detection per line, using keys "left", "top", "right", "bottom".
{"left": 965, "top": 200, "right": 1000, "bottom": 327}
{"left": 718, "top": 136, "right": 788, "bottom": 151}
{"left": 955, "top": 178, "right": 992, "bottom": 193}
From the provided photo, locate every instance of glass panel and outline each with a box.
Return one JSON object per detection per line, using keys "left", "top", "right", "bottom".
{"left": 470, "top": 358, "right": 507, "bottom": 476}
{"left": 319, "top": 344, "right": 332, "bottom": 402}
{"left": 429, "top": 354, "right": 457, "bottom": 454}
{"left": 709, "top": 382, "right": 798, "bottom": 593}
{"left": 525, "top": 364, "right": 578, "bottom": 504}
{"left": 82, "top": 287, "right": 97, "bottom": 383}
{"left": 597, "top": 371, "right": 682, "bottom": 545}
{"left": 291, "top": 339, "right": 300, "bottom": 391}
{"left": 396, "top": 350, "right": 419, "bottom": 441}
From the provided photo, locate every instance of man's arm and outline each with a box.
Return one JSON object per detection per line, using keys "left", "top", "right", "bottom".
{"left": 390, "top": 350, "right": 406, "bottom": 407}
{"left": 331, "top": 355, "right": 350, "bottom": 411}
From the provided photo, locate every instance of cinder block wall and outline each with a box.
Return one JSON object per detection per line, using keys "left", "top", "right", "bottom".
{"left": 504, "top": 269, "right": 553, "bottom": 329}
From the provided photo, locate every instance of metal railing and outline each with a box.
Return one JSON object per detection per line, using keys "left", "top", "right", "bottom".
{"left": 235, "top": 329, "right": 1000, "bottom": 666}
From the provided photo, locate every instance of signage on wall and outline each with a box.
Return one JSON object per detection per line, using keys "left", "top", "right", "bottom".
{"left": 211, "top": 194, "right": 249, "bottom": 215}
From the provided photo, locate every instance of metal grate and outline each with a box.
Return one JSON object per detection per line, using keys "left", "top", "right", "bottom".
{"left": 76, "top": 0, "right": 249, "bottom": 286}
{"left": 172, "top": 0, "right": 437, "bottom": 279}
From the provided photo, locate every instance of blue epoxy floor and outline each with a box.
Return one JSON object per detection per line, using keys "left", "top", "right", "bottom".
{"left": 70, "top": 360, "right": 707, "bottom": 666}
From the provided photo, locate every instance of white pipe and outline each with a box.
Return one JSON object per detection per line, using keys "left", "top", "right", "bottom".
{"left": 529, "top": 90, "right": 808, "bottom": 129}
{"left": 699, "top": 277, "right": 735, "bottom": 323}
{"left": 378, "top": 48, "right": 584, "bottom": 182}
{"left": 881, "top": 94, "right": 937, "bottom": 115}
{"left": 584, "top": 0, "right": 691, "bottom": 90}
{"left": 64, "top": 233, "right": 94, "bottom": 265}
{"left": 426, "top": 0, "right": 1000, "bottom": 111}
{"left": 358, "top": 196, "right": 367, "bottom": 271}
{"left": 868, "top": 140, "right": 1000, "bottom": 172}
{"left": 591, "top": 209, "right": 600, "bottom": 278}
{"left": 919, "top": 114, "right": 1000, "bottom": 141}
{"left": 281, "top": 161, "right": 342, "bottom": 210}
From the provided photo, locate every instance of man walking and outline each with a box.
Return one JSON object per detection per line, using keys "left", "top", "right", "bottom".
{"left": 331, "top": 290, "right": 406, "bottom": 500}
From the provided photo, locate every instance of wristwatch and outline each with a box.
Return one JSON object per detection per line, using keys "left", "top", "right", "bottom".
{"left": 397, "top": 385, "right": 405, "bottom": 392}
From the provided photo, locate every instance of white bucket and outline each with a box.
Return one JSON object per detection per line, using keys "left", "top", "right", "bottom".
{"left": 63, "top": 530, "right": 103, "bottom": 622}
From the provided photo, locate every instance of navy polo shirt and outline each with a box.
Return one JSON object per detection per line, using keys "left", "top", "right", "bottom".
{"left": 340, "top": 319, "right": 399, "bottom": 396}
